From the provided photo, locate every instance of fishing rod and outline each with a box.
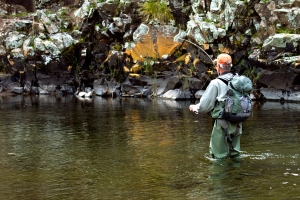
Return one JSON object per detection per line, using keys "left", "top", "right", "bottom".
{"left": 173, "top": 36, "right": 214, "bottom": 64}
{"left": 170, "top": 36, "right": 218, "bottom": 93}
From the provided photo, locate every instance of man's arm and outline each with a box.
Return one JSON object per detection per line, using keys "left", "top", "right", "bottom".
{"left": 189, "top": 82, "right": 218, "bottom": 114}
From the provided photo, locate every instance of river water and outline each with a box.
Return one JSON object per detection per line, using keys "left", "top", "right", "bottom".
{"left": 0, "top": 95, "right": 299, "bottom": 199}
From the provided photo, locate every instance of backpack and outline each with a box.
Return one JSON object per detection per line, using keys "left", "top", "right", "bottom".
{"left": 213, "top": 74, "right": 253, "bottom": 123}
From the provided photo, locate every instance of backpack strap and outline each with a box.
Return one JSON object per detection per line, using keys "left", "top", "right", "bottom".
{"left": 218, "top": 76, "right": 238, "bottom": 92}
{"left": 218, "top": 78, "right": 228, "bottom": 85}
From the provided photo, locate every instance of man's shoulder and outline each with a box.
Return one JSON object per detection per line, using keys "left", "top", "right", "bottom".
{"left": 219, "top": 73, "right": 234, "bottom": 81}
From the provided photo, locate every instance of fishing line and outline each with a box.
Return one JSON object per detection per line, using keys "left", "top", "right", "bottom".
{"left": 174, "top": 37, "right": 214, "bottom": 63}
{"left": 172, "top": 36, "right": 218, "bottom": 91}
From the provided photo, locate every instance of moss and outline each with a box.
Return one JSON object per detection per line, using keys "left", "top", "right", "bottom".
{"left": 73, "top": 25, "right": 79, "bottom": 31}
{"left": 87, "top": 3, "right": 96, "bottom": 12}
{"left": 78, "top": 38, "right": 85, "bottom": 43}
{"left": 60, "top": 27, "right": 69, "bottom": 32}
{"left": 45, "top": 10, "right": 53, "bottom": 15}
{"left": 112, "top": 44, "right": 122, "bottom": 51}
{"left": 276, "top": 28, "right": 299, "bottom": 34}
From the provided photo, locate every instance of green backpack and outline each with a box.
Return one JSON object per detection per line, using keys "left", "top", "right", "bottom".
{"left": 212, "top": 74, "right": 253, "bottom": 123}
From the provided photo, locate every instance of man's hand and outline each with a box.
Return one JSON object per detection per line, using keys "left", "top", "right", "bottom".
{"left": 189, "top": 105, "right": 198, "bottom": 114}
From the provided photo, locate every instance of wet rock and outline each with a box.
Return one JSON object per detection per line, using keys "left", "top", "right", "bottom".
{"left": 121, "top": 83, "right": 143, "bottom": 96}
{"left": 160, "top": 89, "right": 191, "bottom": 100}
{"left": 257, "top": 70, "right": 297, "bottom": 90}
{"left": 11, "top": 86, "right": 23, "bottom": 94}
{"left": 38, "top": 89, "right": 50, "bottom": 95}
{"left": 258, "top": 88, "right": 300, "bottom": 102}
{"left": 60, "top": 84, "right": 75, "bottom": 94}
{"left": 23, "top": 81, "right": 31, "bottom": 93}
{"left": 94, "top": 85, "right": 108, "bottom": 96}
{"left": 134, "top": 86, "right": 151, "bottom": 98}
{"left": 93, "top": 79, "right": 120, "bottom": 97}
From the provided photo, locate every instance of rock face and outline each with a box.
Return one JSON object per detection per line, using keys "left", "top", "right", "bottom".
{"left": 127, "top": 24, "right": 182, "bottom": 61}
{"left": 0, "top": 0, "right": 300, "bottom": 102}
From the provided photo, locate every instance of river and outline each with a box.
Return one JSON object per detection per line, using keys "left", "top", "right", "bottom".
{"left": 0, "top": 95, "right": 299, "bottom": 199}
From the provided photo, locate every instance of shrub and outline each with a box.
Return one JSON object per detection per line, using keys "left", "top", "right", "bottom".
{"left": 139, "top": 0, "right": 174, "bottom": 24}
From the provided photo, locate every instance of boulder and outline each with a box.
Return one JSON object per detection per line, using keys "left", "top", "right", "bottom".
{"left": 4, "top": 31, "right": 26, "bottom": 50}
{"left": 160, "top": 89, "right": 191, "bottom": 100}
{"left": 262, "top": 34, "right": 300, "bottom": 52}
{"left": 93, "top": 79, "right": 120, "bottom": 97}
{"left": 11, "top": 86, "right": 23, "bottom": 94}
{"left": 126, "top": 24, "right": 182, "bottom": 61}
{"left": 257, "top": 70, "right": 297, "bottom": 90}
{"left": 50, "top": 33, "right": 78, "bottom": 51}
{"left": 134, "top": 86, "right": 151, "bottom": 98}
{"left": 23, "top": 38, "right": 35, "bottom": 58}
{"left": 37, "top": 10, "right": 60, "bottom": 34}
{"left": 274, "top": 7, "right": 300, "bottom": 30}
{"left": 121, "top": 83, "right": 143, "bottom": 96}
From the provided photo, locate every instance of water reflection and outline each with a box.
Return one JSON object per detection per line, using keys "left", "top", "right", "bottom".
{"left": 0, "top": 96, "right": 299, "bottom": 199}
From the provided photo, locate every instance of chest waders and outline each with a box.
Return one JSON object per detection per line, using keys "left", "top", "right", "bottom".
{"left": 218, "top": 119, "right": 241, "bottom": 158}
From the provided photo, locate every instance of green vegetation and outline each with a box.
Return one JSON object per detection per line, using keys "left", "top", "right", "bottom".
{"left": 57, "top": 8, "right": 67, "bottom": 18}
{"left": 109, "top": 67, "right": 116, "bottom": 80}
{"left": 78, "top": 38, "right": 85, "bottom": 43}
{"left": 73, "top": 24, "right": 79, "bottom": 31}
{"left": 174, "top": 50, "right": 182, "bottom": 58}
{"left": 0, "top": 59, "right": 7, "bottom": 73}
{"left": 14, "top": 11, "right": 28, "bottom": 18}
{"left": 112, "top": 44, "right": 122, "bottom": 51}
{"left": 87, "top": 3, "right": 96, "bottom": 12}
{"left": 141, "top": 57, "right": 155, "bottom": 75}
{"left": 243, "top": 66, "right": 260, "bottom": 87}
{"left": 138, "top": 0, "right": 174, "bottom": 24}
{"left": 60, "top": 27, "right": 68, "bottom": 32}
{"left": 45, "top": 10, "right": 53, "bottom": 15}
{"left": 150, "top": 71, "right": 158, "bottom": 97}
{"left": 181, "top": 75, "right": 190, "bottom": 90}
{"left": 276, "top": 27, "right": 299, "bottom": 34}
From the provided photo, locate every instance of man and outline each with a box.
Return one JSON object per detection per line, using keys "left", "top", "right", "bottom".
{"left": 189, "top": 53, "right": 242, "bottom": 159}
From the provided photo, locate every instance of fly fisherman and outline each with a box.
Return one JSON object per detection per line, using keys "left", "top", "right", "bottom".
{"left": 189, "top": 53, "right": 242, "bottom": 159}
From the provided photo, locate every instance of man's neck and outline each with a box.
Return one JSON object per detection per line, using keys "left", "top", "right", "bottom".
{"left": 220, "top": 71, "right": 230, "bottom": 75}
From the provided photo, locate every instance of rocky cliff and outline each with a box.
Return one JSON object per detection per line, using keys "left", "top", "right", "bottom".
{"left": 0, "top": 0, "right": 300, "bottom": 102}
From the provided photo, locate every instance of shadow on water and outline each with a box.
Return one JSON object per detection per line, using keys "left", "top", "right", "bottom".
{"left": 0, "top": 96, "right": 299, "bottom": 199}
